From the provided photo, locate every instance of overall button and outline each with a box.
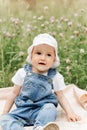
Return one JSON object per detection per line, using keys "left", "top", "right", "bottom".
{"left": 48, "top": 78, "right": 52, "bottom": 83}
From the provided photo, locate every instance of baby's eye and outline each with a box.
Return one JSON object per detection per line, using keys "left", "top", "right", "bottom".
{"left": 47, "top": 54, "right": 51, "bottom": 56}
{"left": 36, "top": 52, "right": 41, "bottom": 55}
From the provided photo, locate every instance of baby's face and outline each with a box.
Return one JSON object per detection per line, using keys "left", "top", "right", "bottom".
{"left": 31, "top": 44, "right": 56, "bottom": 74}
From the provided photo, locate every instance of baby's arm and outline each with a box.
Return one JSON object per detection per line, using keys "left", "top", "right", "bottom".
{"left": 55, "top": 90, "right": 81, "bottom": 121}
{"left": 2, "top": 85, "right": 21, "bottom": 114}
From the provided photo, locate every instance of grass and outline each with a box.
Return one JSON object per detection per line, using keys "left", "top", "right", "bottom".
{"left": 0, "top": 0, "right": 87, "bottom": 89}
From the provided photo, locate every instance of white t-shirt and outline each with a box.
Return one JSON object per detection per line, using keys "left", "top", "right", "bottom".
{"left": 12, "top": 68, "right": 66, "bottom": 91}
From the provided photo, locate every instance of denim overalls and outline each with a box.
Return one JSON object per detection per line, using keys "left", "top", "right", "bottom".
{"left": 0, "top": 64, "right": 58, "bottom": 130}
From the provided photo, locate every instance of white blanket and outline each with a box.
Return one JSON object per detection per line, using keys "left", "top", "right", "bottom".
{"left": 0, "top": 84, "right": 87, "bottom": 130}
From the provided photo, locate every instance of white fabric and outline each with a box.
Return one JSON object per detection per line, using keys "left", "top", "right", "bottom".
{"left": 0, "top": 85, "right": 87, "bottom": 130}
{"left": 26, "top": 33, "right": 60, "bottom": 68}
{"left": 11, "top": 68, "right": 66, "bottom": 91}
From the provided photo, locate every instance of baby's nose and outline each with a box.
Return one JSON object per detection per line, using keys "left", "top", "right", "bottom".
{"left": 41, "top": 55, "right": 45, "bottom": 60}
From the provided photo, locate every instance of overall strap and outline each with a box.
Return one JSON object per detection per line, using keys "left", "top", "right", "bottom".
{"left": 47, "top": 68, "right": 57, "bottom": 79}
{"left": 23, "top": 64, "right": 31, "bottom": 74}
{"left": 47, "top": 68, "right": 57, "bottom": 89}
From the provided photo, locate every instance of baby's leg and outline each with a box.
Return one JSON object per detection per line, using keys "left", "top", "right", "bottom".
{"left": 33, "top": 103, "right": 58, "bottom": 129}
{"left": 0, "top": 113, "right": 25, "bottom": 130}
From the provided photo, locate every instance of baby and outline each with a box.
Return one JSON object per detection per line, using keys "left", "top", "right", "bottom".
{"left": 0, "top": 33, "right": 80, "bottom": 130}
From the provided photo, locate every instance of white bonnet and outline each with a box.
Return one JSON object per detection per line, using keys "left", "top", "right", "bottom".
{"left": 26, "top": 33, "right": 60, "bottom": 68}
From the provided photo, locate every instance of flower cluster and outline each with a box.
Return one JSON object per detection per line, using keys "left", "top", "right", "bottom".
{"left": 0, "top": 0, "right": 87, "bottom": 89}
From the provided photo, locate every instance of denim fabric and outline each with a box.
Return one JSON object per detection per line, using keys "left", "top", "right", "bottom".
{"left": 0, "top": 114, "right": 25, "bottom": 130}
{"left": 0, "top": 64, "right": 58, "bottom": 130}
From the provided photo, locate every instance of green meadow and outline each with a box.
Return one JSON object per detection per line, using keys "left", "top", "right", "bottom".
{"left": 0, "top": 0, "right": 87, "bottom": 89}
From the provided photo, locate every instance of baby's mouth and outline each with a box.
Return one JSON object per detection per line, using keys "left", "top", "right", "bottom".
{"left": 38, "top": 62, "right": 46, "bottom": 65}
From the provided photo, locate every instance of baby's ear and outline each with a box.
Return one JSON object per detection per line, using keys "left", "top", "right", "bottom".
{"left": 54, "top": 57, "right": 56, "bottom": 62}
{"left": 54, "top": 52, "right": 56, "bottom": 62}
{"left": 30, "top": 50, "right": 33, "bottom": 60}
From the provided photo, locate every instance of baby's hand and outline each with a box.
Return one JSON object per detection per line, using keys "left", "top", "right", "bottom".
{"left": 67, "top": 112, "right": 81, "bottom": 122}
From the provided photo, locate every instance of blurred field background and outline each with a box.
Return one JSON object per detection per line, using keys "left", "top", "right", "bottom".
{"left": 0, "top": 0, "right": 87, "bottom": 89}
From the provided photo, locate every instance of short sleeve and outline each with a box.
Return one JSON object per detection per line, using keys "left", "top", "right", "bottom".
{"left": 53, "top": 72, "right": 66, "bottom": 91}
{"left": 11, "top": 68, "right": 26, "bottom": 86}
